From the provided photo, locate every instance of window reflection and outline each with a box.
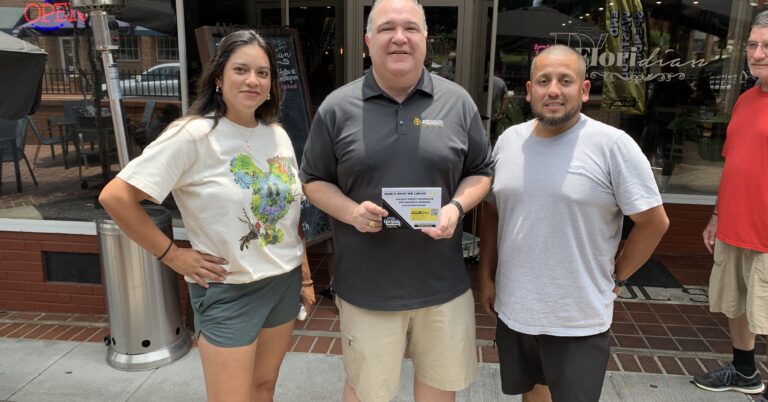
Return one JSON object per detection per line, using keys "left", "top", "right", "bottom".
{"left": 363, "top": 5, "right": 459, "bottom": 82}
{"left": 491, "top": 0, "right": 763, "bottom": 196}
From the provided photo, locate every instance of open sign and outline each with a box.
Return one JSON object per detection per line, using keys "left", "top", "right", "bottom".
{"left": 23, "top": 1, "right": 87, "bottom": 28}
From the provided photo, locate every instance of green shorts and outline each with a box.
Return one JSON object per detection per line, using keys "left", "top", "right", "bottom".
{"left": 188, "top": 267, "right": 300, "bottom": 347}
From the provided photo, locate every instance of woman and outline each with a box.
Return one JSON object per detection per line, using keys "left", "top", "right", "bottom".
{"left": 99, "top": 30, "right": 315, "bottom": 402}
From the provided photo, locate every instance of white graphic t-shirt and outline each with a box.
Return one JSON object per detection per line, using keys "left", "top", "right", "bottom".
{"left": 118, "top": 116, "right": 304, "bottom": 284}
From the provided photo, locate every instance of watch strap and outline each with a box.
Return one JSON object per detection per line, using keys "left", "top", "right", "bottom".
{"left": 612, "top": 274, "right": 628, "bottom": 287}
{"left": 449, "top": 199, "right": 465, "bottom": 220}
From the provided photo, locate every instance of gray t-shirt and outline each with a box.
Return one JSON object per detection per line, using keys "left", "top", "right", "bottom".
{"left": 490, "top": 115, "right": 661, "bottom": 336}
{"left": 300, "top": 69, "right": 493, "bottom": 311}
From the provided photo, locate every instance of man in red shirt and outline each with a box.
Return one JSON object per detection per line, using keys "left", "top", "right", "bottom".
{"left": 694, "top": 10, "right": 768, "bottom": 401}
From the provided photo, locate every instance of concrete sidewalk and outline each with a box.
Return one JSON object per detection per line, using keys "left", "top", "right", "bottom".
{"left": 0, "top": 338, "right": 754, "bottom": 402}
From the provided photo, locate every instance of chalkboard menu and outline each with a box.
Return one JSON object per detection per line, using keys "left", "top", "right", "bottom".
{"left": 270, "top": 34, "right": 311, "bottom": 163}
{"left": 194, "top": 26, "right": 331, "bottom": 246}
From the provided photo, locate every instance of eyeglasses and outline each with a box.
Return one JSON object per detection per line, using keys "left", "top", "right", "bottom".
{"left": 745, "top": 41, "right": 768, "bottom": 52}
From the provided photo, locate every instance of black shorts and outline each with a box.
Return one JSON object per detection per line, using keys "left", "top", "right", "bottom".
{"left": 496, "top": 318, "right": 609, "bottom": 402}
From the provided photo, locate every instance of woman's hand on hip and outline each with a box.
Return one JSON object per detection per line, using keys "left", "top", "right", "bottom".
{"left": 162, "top": 247, "right": 229, "bottom": 288}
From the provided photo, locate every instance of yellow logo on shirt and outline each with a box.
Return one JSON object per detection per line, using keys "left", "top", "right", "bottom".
{"left": 413, "top": 116, "right": 444, "bottom": 128}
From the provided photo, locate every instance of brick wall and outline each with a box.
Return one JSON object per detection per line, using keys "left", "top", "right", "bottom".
{"left": 0, "top": 230, "right": 190, "bottom": 315}
{"left": 3, "top": 0, "right": 31, "bottom": 7}
{"left": 1, "top": 203, "right": 712, "bottom": 314}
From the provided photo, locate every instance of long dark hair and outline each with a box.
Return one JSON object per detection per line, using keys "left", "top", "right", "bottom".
{"left": 188, "top": 30, "right": 282, "bottom": 127}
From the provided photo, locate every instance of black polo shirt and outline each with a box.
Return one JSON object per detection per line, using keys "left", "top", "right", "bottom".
{"left": 300, "top": 68, "right": 492, "bottom": 311}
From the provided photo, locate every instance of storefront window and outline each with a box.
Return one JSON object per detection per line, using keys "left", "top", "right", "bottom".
{"left": 492, "top": 0, "right": 766, "bottom": 197}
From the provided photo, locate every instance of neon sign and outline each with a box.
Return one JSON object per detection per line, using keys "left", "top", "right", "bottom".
{"left": 23, "top": 1, "right": 87, "bottom": 30}
{"left": 533, "top": 43, "right": 550, "bottom": 54}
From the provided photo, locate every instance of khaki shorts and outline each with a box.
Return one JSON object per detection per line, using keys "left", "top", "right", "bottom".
{"left": 709, "top": 240, "right": 768, "bottom": 334}
{"left": 335, "top": 290, "right": 478, "bottom": 402}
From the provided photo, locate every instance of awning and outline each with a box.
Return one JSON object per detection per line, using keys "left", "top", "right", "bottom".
{"left": 0, "top": 7, "right": 24, "bottom": 34}
{"left": 118, "top": 0, "right": 176, "bottom": 35}
{"left": 0, "top": 31, "right": 47, "bottom": 119}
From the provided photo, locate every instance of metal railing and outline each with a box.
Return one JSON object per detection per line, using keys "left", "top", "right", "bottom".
{"left": 42, "top": 68, "right": 180, "bottom": 98}
{"left": 42, "top": 69, "right": 92, "bottom": 95}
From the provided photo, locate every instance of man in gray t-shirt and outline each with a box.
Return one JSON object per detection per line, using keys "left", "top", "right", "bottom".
{"left": 478, "top": 45, "right": 669, "bottom": 402}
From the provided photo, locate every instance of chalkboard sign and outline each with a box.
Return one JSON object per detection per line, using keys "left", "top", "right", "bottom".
{"left": 300, "top": 199, "right": 331, "bottom": 245}
{"left": 194, "top": 25, "right": 331, "bottom": 246}
{"left": 269, "top": 33, "right": 311, "bottom": 163}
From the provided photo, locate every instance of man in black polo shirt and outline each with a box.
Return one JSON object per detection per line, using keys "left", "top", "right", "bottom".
{"left": 300, "top": 1, "right": 492, "bottom": 401}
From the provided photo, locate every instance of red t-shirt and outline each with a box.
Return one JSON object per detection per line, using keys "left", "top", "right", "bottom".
{"left": 717, "top": 85, "right": 768, "bottom": 252}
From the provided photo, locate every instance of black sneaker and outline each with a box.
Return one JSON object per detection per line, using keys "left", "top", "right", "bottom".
{"left": 693, "top": 365, "right": 765, "bottom": 394}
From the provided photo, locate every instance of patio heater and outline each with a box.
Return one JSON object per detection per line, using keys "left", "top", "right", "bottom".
{"left": 71, "top": 0, "right": 192, "bottom": 371}
{"left": 70, "top": 0, "right": 130, "bottom": 169}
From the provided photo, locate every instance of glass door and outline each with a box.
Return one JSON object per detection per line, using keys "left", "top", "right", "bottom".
{"left": 287, "top": 1, "right": 343, "bottom": 111}
{"left": 351, "top": 1, "right": 464, "bottom": 83}
{"left": 359, "top": 2, "right": 461, "bottom": 83}
{"left": 347, "top": 0, "right": 494, "bottom": 109}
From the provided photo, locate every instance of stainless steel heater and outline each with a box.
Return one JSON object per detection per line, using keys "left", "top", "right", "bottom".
{"left": 73, "top": 0, "right": 192, "bottom": 371}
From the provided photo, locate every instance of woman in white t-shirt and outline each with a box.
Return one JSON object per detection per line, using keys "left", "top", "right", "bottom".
{"left": 99, "top": 30, "right": 315, "bottom": 401}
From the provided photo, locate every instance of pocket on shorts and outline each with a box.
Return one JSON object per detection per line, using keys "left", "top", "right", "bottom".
{"left": 334, "top": 297, "right": 360, "bottom": 367}
{"left": 754, "top": 253, "right": 768, "bottom": 294}
{"left": 712, "top": 241, "right": 727, "bottom": 268}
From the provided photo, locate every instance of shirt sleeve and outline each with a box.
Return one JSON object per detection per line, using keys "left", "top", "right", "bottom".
{"left": 117, "top": 120, "right": 199, "bottom": 204}
{"left": 484, "top": 136, "right": 502, "bottom": 205}
{"left": 299, "top": 112, "right": 338, "bottom": 185}
{"left": 461, "top": 107, "right": 494, "bottom": 178}
{"left": 609, "top": 134, "right": 663, "bottom": 215}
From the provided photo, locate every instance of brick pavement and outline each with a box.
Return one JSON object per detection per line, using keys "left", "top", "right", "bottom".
{"left": 0, "top": 143, "right": 105, "bottom": 208}
{"left": 1, "top": 257, "right": 766, "bottom": 379}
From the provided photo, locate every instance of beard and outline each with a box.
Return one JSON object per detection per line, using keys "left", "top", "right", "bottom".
{"left": 532, "top": 104, "right": 581, "bottom": 127}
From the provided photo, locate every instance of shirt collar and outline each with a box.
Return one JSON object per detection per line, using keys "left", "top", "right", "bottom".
{"left": 362, "top": 67, "right": 434, "bottom": 101}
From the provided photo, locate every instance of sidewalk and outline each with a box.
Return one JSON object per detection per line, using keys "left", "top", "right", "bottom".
{"left": 0, "top": 337, "right": 755, "bottom": 402}
{"left": 1, "top": 285, "right": 767, "bottom": 402}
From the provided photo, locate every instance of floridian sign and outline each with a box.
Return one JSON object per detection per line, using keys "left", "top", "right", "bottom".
{"left": 23, "top": 1, "right": 87, "bottom": 31}
{"left": 543, "top": 1, "right": 708, "bottom": 114}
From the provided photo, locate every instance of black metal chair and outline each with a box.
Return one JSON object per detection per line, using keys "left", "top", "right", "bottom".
{"left": 0, "top": 117, "right": 38, "bottom": 193}
{"left": 30, "top": 116, "right": 77, "bottom": 168}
